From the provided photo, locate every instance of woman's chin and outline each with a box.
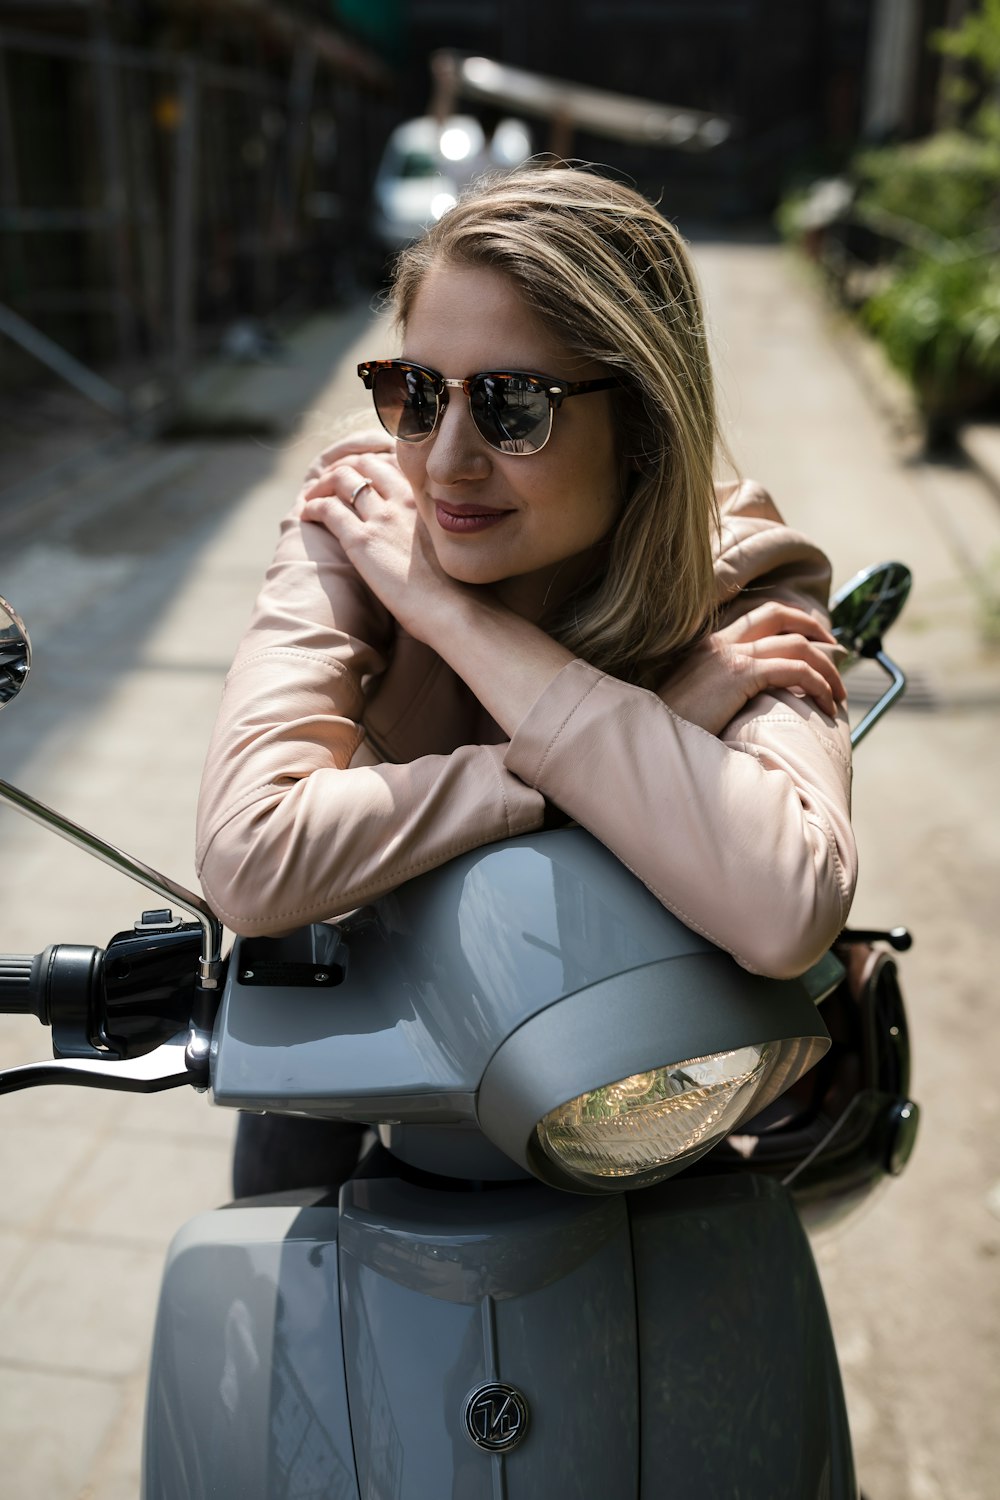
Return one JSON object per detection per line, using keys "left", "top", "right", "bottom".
{"left": 432, "top": 542, "right": 510, "bottom": 589}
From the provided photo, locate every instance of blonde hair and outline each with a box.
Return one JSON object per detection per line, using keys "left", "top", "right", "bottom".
{"left": 391, "top": 164, "right": 721, "bottom": 686}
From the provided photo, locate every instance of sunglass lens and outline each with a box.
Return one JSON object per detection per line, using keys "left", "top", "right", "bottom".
{"left": 471, "top": 375, "right": 551, "bottom": 454}
{"left": 372, "top": 365, "right": 439, "bottom": 441}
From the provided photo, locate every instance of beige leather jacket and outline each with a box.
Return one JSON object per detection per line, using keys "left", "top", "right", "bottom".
{"left": 196, "top": 468, "right": 856, "bottom": 978}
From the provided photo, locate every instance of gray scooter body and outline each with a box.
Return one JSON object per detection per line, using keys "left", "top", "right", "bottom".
{"left": 146, "top": 828, "right": 852, "bottom": 1498}
{"left": 146, "top": 1168, "right": 853, "bottom": 1498}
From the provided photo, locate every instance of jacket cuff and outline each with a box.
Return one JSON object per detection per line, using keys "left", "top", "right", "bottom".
{"left": 481, "top": 742, "right": 550, "bottom": 836}
{"left": 504, "top": 659, "right": 607, "bottom": 790}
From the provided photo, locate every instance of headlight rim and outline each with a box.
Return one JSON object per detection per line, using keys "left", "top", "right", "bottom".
{"left": 476, "top": 954, "right": 831, "bottom": 1195}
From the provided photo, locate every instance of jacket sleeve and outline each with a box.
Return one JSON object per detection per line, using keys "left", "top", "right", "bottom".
{"left": 502, "top": 482, "right": 857, "bottom": 978}
{"left": 195, "top": 486, "right": 546, "bottom": 935}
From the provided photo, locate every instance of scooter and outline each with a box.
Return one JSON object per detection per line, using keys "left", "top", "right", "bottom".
{"left": 0, "top": 561, "right": 918, "bottom": 1499}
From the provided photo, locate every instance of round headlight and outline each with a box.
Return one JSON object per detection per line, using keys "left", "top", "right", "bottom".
{"left": 535, "top": 1044, "right": 771, "bottom": 1186}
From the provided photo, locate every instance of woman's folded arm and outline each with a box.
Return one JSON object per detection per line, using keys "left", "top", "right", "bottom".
{"left": 503, "top": 658, "right": 855, "bottom": 978}
{"left": 195, "top": 645, "right": 546, "bottom": 934}
{"left": 196, "top": 480, "right": 548, "bottom": 934}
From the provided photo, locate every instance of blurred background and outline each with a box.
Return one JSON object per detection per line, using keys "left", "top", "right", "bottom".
{"left": 4, "top": 0, "right": 997, "bottom": 465}
{"left": 1, "top": 3, "right": 999, "bottom": 1499}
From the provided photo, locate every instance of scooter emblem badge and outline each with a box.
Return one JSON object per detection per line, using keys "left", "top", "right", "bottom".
{"left": 465, "top": 1383, "right": 529, "bottom": 1452}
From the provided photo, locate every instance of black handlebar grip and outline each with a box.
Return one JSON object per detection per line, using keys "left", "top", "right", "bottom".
{"left": 0, "top": 944, "right": 105, "bottom": 1039}
{"left": 0, "top": 954, "right": 45, "bottom": 1019}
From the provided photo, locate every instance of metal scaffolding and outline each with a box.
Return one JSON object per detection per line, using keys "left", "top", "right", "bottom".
{"left": 0, "top": 1, "right": 392, "bottom": 422}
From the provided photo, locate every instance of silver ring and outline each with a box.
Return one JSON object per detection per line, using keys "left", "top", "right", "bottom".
{"left": 349, "top": 478, "right": 373, "bottom": 505}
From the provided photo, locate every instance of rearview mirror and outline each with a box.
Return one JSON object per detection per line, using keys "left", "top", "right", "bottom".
{"left": 830, "top": 561, "right": 911, "bottom": 662}
{"left": 0, "top": 596, "right": 30, "bottom": 709}
{"left": 830, "top": 562, "right": 912, "bottom": 748}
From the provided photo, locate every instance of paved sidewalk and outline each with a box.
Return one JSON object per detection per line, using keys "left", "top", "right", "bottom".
{"left": 0, "top": 240, "right": 998, "bottom": 1499}
{"left": 0, "top": 301, "right": 387, "bottom": 1499}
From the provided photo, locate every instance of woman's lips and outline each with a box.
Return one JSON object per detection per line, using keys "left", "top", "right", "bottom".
{"left": 434, "top": 502, "right": 514, "bottom": 535}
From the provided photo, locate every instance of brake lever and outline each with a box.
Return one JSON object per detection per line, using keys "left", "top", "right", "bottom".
{"left": 0, "top": 1025, "right": 212, "bottom": 1096}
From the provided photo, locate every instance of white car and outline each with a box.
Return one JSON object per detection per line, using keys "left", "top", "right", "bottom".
{"left": 371, "top": 114, "right": 532, "bottom": 257}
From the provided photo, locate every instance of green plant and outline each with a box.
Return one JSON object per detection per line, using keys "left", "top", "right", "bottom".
{"left": 863, "top": 252, "right": 1000, "bottom": 386}
{"left": 853, "top": 131, "right": 1000, "bottom": 243}
{"left": 934, "top": 0, "right": 1000, "bottom": 141}
{"left": 780, "top": 6, "right": 1000, "bottom": 427}
{"left": 934, "top": 0, "right": 1000, "bottom": 79}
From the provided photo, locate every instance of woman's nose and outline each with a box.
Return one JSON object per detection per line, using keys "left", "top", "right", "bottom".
{"left": 424, "top": 394, "right": 492, "bottom": 485}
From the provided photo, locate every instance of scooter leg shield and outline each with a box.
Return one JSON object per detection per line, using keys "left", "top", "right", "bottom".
{"left": 143, "top": 1203, "right": 357, "bottom": 1500}
{"left": 630, "top": 1172, "right": 857, "bottom": 1498}
{"left": 142, "top": 1183, "right": 641, "bottom": 1500}
{"left": 143, "top": 1175, "right": 855, "bottom": 1499}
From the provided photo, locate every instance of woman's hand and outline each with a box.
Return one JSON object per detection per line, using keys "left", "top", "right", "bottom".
{"left": 657, "top": 602, "right": 847, "bottom": 735}
{"left": 304, "top": 429, "right": 395, "bottom": 478}
{"left": 300, "top": 447, "right": 470, "bottom": 642}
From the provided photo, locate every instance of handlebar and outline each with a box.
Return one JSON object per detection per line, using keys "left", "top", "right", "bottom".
{"left": 0, "top": 919, "right": 210, "bottom": 1060}
{"left": 0, "top": 955, "right": 40, "bottom": 1016}
{"left": 0, "top": 919, "right": 218, "bottom": 1093}
{"left": 0, "top": 946, "right": 102, "bottom": 1032}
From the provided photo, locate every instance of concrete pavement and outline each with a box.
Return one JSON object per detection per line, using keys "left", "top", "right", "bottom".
{"left": 0, "top": 240, "right": 998, "bottom": 1499}
{"left": 0, "top": 300, "right": 386, "bottom": 1498}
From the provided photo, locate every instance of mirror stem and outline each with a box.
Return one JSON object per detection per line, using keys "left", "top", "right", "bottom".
{"left": 851, "top": 649, "right": 907, "bottom": 748}
{"left": 0, "top": 777, "right": 224, "bottom": 986}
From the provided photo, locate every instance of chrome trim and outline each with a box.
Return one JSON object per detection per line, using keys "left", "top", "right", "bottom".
{"left": 0, "top": 777, "right": 224, "bottom": 982}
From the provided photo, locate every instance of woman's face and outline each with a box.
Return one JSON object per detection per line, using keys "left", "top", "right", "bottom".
{"left": 396, "top": 261, "right": 623, "bottom": 616}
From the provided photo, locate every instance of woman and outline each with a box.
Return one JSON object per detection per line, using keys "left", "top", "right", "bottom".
{"left": 196, "top": 166, "right": 854, "bottom": 1194}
